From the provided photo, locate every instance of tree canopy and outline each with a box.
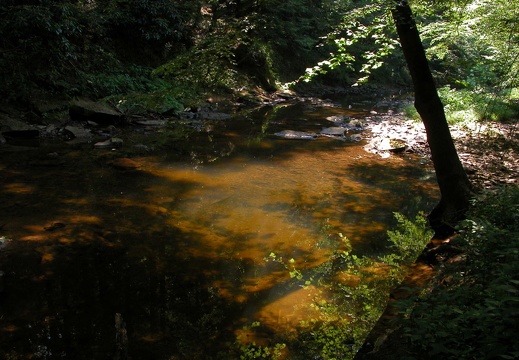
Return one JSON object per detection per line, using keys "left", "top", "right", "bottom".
{"left": 1, "top": 0, "right": 518, "bottom": 103}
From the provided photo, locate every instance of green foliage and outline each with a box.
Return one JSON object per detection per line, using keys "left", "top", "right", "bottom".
{"left": 0, "top": 1, "right": 89, "bottom": 98}
{"left": 398, "top": 186, "right": 519, "bottom": 359}
{"left": 403, "top": 103, "right": 420, "bottom": 121}
{"left": 107, "top": 89, "right": 183, "bottom": 116}
{"left": 98, "top": 0, "right": 189, "bottom": 64}
{"left": 295, "top": 322, "right": 358, "bottom": 360}
{"left": 0, "top": 0, "right": 193, "bottom": 100}
{"left": 438, "top": 86, "right": 519, "bottom": 124}
{"left": 285, "top": 2, "right": 401, "bottom": 88}
{"left": 262, "top": 224, "right": 424, "bottom": 359}
{"left": 236, "top": 322, "right": 286, "bottom": 360}
{"left": 381, "top": 213, "right": 433, "bottom": 266}
{"left": 153, "top": 29, "right": 241, "bottom": 92}
{"left": 417, "top": 0, "right": 519, "bottom": 113}
{"left": 82, "top": 66, "right": 168, "bottom": 98}
{"left": 154, "top": 121, "right": 194, "bottom": 150}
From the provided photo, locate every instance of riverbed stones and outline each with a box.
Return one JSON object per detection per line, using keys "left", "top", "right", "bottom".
{"left": 363, "top": 116, "right": 428, "bottom": 157}
{"left": 69, "top": 99, "right": 124, "bottom": 125}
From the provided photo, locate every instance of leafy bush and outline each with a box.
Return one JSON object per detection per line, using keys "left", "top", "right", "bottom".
{"left": 438, "top": 86, "right": 519, "bottom": 124}
{"left": 380, "top": 213, "right": 433, "bottom": 266}
{"left": 107, "top": 90, "right": 183, "bottom": 116}
{"left": 399, "top": 186, "right": 519, "bottom": 359}
{"left": 0, "top": 2, "right": 90, "bottom": 98}
{"left": 153, "top": 30, "right": 241, "bottom": 93}
{"left": 403, "top": 104, "right": 420, "bottom": 121}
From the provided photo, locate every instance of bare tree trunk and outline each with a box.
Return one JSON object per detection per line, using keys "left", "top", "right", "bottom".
{"left": 390, "top": 0, "right": 473, "bottom": 235}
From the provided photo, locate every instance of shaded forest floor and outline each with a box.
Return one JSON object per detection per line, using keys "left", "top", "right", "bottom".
{"left": 356, "top": 117, "right": 519, "bottom": 359}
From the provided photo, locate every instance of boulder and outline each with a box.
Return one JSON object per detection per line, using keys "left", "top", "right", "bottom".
{"left": 69, "top": 99, "right": 124, "bottom": 125}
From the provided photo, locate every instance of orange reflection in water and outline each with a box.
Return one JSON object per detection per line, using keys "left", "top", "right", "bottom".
{"left": 0, "top": 104, "right": 439, "bottom": 358}
{"left": 3, "top": 182, "right": 35, "bottom": 194}
{"left": 140, "top": 140, "right": 436, "bottom": 338}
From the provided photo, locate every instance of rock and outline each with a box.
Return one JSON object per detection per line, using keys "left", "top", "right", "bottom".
{"left": 326, "top": 114, "right": 346, "bottom": 123}
{"left": 347, "top": 119, "right": 365, "bottom": 129}
{"left": 69, "top": 99, "right": 125, "bottom": 125}
{"left": 377, "top": 138, "right": 407, "bottom": 152}
{"left": 388, "top": 139, "right": 407, "bottom": 153}
{"left": 134, "top": 120, "right": 167, "bottom": 126}
{"left": 134, "top": 144, "right": 151, "bottom": 152}
{"left": 64, "top": 125, "right": 92, "bottom": 139}
{"left": 197, "top": 112, "right": 231, "bottom": 120}
{"left": 94, "top": 139, "right": 112, "bottom": 149}
{"left": 94, "top": 137, "right": 123, "bottom": 149}
{"left": 321, "top": 127, "right": 346, "bottom": 137}
{"left": 350, "top": 134, "right": 363, "bottom": 142}
{"left": 0, "top": 236, "right": 11, "bottom": 250}
{"left": 110, "top": 138, "right": 124, "bottom": 148}
{"left": 0, "top": 113, "right": 38, "bottom": 132}
{"left": 109, "top": 157, "right": 142, "bottom": 170}
{"left": 44, "top": 222, "right": 66, "bottom": 231}
{"left": 273, "top": 130, "right": 318, "bottom": 140}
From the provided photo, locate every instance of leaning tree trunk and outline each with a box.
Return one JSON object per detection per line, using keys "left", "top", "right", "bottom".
{"left": 390, "top": 0, "right": 473, "bottom": 235}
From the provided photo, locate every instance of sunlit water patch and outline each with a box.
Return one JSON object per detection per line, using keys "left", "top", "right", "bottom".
{"left": 0, "top": 101, "right": 437, "bottom": 359}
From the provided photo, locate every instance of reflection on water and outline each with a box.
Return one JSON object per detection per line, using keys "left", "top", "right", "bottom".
{"left": 0, "top": 102, "right": 437, "bottom": 359}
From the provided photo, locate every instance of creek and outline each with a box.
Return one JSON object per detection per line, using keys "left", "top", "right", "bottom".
{"left": 0, "top": 98, "right": 438, "bottom": 359}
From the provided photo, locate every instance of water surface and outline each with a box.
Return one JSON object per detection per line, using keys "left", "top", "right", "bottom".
{"left": 0, "top": 101, "right": 437, "bottom": 359}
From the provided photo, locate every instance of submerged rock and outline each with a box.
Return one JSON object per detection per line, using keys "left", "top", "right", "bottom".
{"left": 273, "top": 130, "right": 318, "bottom": 140}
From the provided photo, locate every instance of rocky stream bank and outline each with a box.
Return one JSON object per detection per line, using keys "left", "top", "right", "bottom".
{"left": 2, "top": 89, "right": 516, "bottom": 193}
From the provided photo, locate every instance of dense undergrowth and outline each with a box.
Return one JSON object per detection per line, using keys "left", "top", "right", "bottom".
{"left": 404, "top": 86, "right": 519, "bottom": 125}
{"left": 394, "top": 186, "right": 519, "bottom": 359}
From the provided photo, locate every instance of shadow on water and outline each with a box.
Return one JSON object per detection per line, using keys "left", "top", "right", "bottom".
{"left": 0, "top": 101, "right": 438, "bottom": 359}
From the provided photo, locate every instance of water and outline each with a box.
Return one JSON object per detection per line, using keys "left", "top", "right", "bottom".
{"left": 0, "top": 100, "right": 437, "bottom": 359}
